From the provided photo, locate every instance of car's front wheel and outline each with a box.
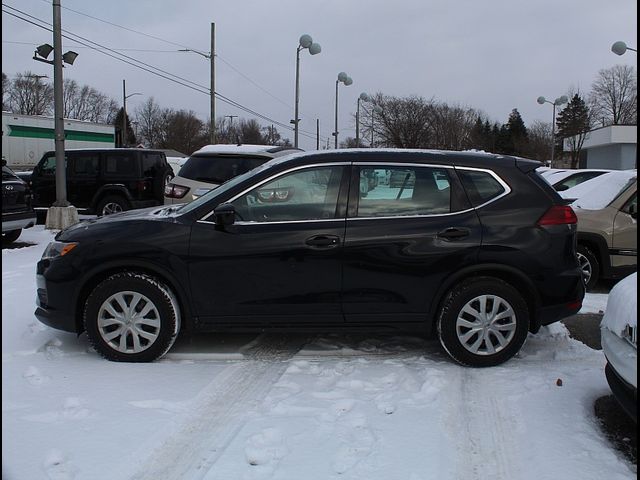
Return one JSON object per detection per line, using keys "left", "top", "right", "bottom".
{"left": 437, "top": 277, "right": 529, "bottom": 367}
{"left": 83, "top": 272, "right": 181, "bottom": 362}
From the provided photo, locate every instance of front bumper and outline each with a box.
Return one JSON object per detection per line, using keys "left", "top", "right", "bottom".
{"left": 602, "top": 327, "right": 637, "bottom": 422}
{"left": 34, "top": 264, "right": 81, "bottom": 333}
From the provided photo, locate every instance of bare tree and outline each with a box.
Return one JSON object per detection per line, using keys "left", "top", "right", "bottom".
{"left": 61, "top": 79, "right": 117, "bottom": 123}
{"left": 8, "top": 71, "right": 54, "bottom": 115}
{"left": 525, "top": 120, "right": 553, "bottom": 162}
{"left": 430, "top": 103, "right": 478, "bottom": 150}
{"left": 2, "top": 72, "right": 9, "bottom": 111}
{"left": 590, "top": 64, "right": 637, "bottom": 125}
{"left": 359, "top": 93, "right": 434, "bottom": 148}
{"left": 134, "top": 97, "right": 165, "bottom": 148}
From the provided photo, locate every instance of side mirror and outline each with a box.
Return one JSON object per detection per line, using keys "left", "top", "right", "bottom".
{"left": 214, "top": 203, "right": 236, "bottom": 226}
{"left": 555, "top": 184, "right": 569, "bottom": 192}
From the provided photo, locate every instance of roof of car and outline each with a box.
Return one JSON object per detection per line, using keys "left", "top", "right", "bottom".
{"left": 191, "top": 144, "right": 302, "bottom": 156}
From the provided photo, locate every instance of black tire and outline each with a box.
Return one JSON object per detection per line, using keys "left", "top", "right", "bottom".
{"left": 437, "top": 277, "right": 530, "bottom": 367}
{"left": 83, "top": 272, "right": 181, "bottom": 362}
{"left": 577, "top": 244, "right": 600, "bottom": 291}
{"left": 96, "top": 195, "right": 130, "bottom": 216}
{"left": 2, "top": 229, "right": 22, "bottom": 244}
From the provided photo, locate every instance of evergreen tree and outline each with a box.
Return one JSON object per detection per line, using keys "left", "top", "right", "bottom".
{"left": 506, "top": 108, "right": 528, "bottom": 156}
{"left": 556, "top": 94, "right": 591, "bottom": 168}
{"left": 114, "top": 108, "right": 137, "bottom": 147}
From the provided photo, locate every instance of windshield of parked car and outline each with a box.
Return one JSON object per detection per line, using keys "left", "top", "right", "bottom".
{"left": 2, "top": 166, "right": 19, "bottom": 180}
{"left": 561, "top": 170, "right": 637, "bottom": 210}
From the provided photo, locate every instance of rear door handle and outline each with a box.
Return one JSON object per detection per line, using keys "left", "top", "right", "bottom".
{"left": 305, "top": 235, "right": 340, "bottom": 248}
{"left": 437, "top": 228, "right": 470, "bottom": 240}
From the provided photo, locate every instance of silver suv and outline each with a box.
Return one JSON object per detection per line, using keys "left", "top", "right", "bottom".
{"left": 164, "top": 144, "right": 301, "bottom": 204}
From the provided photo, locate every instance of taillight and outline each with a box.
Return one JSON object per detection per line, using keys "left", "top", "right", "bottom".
{"left": 164, "top": 183, "right": 190, "bottom": 199}
{"left": 537, "top": 205, "right": 577, "bottom": 226}
{"left": 136, "top": 180, "right": 149, "bottom": 192}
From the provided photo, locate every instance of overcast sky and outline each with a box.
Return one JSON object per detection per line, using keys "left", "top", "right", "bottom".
{"left": 2, "top": 0, "right": 637, "bottom": 152}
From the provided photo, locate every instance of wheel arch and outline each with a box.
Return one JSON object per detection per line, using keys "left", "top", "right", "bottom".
{"left": 73, "top": 260, "right": 194, "bottom": 334}
{"left": 428, "top": 264, "right": 541, "bottom": 333}
{"left": 90, "top": 185, "right": 133, "bottom": 213}
{"left": 577, "top": 233, "right": 611, "bottom": 278}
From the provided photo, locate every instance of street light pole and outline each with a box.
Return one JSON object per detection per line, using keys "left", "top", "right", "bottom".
{"left": 122, "top": 80, "right": 141, "bottom": 148}
{"left": 611, "top": 41, "right": 637, "bottom": 56}
{"left": 293, "top": 34, "right": 321, "bottom": 149}
{"left": 333, "top": 72, "right": 352, "bottom": 149}
{"left": 537, "top": 95, "right": 568, "bottom": 168}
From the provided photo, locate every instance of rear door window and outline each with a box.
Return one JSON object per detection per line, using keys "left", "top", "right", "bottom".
{"left": 355, "top": 166, "right": 451, "bottom": 217}
{"left": 71, "top": 153, "right": 99, "bottom": 176}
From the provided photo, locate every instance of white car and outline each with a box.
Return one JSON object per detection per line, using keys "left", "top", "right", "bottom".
{"left": 601, "top": 272, "right": 637, "bottom": 422}
{"left": 164, "top": 144, "right": 301, "bottom": 204}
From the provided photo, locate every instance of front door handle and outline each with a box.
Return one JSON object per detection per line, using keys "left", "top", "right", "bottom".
{"left": 437, "top": 228, "right": 470, "bottom": 240}
{"left": 305, "top": 235, "right": 340, "bottom": 248}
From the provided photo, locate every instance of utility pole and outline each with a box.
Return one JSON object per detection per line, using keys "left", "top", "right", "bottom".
{"left": 316, "top": 119, "right": 319, "bottom": 150}
{"left": 210, "top": 22, "right": 216, "bottom": 144}
{"left": 225, "top": 115, "right": 238, "bottom": 143}
{"left": 47, "top": 0, "right": 77, "bottom": 229}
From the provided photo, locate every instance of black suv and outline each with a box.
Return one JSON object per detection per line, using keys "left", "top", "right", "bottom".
{"left": 2, "top": 159, "right": 36, "bottom": 244}
{"left": 30, "top": 149, "right": 172, "bottom": 217}
{"left": 35, "top": 150, "right": 585, "bottom": 366}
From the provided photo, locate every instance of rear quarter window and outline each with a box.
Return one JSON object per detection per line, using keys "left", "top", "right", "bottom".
{"left": 104, "top": 154, "right": 136, "bottom": 175}
{"left": 457, "top": 169, "right": 506, "bottom": 207}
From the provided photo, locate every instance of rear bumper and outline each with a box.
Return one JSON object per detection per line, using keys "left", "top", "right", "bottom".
{"left": 2, "top": 210, "right": 37, "bottom": 232}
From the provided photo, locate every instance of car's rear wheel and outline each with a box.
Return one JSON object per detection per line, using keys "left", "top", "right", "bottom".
{"left": 577, "top": 245, "right": 600, "bottom": 291}
{"left": 83, "top": 272, "right": 181, "bottom": 362}
{"left": 2, "top": 229, "right": 22, "bottom": 244}
{"left": 97, "top": 195, "right": 130, "bottom": 216}
{"left": 437, "top": 277, "right": 529, "bottom": 367}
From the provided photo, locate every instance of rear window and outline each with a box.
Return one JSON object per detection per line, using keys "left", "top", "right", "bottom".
{"left": 178, "top": 154, "right": 269, "bottom": 184}
{"left": 457, "top": 169, "right": 506, "bottom": 207}
{"left": 141, "top": 153, "right": 166, "bottom": 177}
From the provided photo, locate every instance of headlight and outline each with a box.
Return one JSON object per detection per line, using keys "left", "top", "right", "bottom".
{"left": 42, "top": 241, "right": 78, "bottom": 259}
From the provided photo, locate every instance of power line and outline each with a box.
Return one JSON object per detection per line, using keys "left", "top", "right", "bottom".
{"left": 2, "top": 5, "right": 320, "bottom": 141}
{"left": 32, "top": 0, "right": 329, "bottom": 138}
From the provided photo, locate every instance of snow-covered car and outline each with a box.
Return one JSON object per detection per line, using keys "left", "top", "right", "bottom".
{"left": 542, "top": 168, "right": 612, "bottom": 192}
{"left": 560, "top": 170, "right": 637, "bottom": 290}
{"left": 164, "top": 144, "right": 302, "bottom": 204}
{"left": 601, "top": 272, "right": 637, "bottom": 422}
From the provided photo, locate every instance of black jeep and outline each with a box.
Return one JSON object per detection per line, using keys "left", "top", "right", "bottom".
{"left": 30, "top": 149, "right": 172, "bottom": 218}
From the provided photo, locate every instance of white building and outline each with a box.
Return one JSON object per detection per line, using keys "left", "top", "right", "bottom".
{"left": 565, "top": 125, "right": 637, "bottom": 170}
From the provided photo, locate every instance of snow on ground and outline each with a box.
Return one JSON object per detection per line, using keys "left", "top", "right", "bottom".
{"left": 2, "top": 226, "right": 635, "bottom": 480}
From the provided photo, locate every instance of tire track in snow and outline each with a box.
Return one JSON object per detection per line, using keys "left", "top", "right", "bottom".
{"left": 455, "top": 369, "right": 521, "bottom": 480}
{"left": 129, "top": 333, "right": 311, "bottom": 480}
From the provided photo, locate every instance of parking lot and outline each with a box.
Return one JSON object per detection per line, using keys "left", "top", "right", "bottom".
{"left": 2, "top": 226, "right": 636, "bottom": 479}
